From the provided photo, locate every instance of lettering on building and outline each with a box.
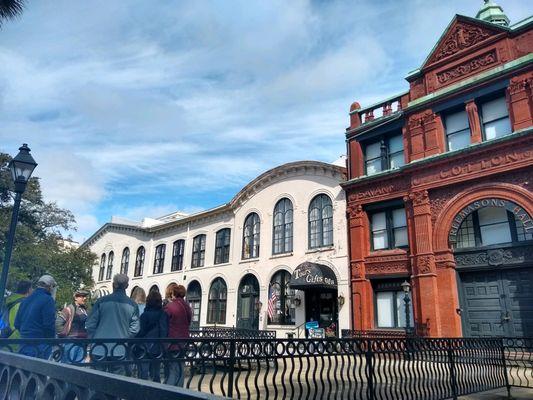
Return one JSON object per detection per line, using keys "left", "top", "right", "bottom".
{"left": 449, "top": 199, "right": 533, "bottom": 243}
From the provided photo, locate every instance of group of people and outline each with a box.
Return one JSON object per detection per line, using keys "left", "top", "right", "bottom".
{"left": 3, "top": 273, "right": 192, "bottom": 387}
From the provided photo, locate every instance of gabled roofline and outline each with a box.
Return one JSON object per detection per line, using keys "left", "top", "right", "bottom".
{"left": 407, "top": 14, "right": 510, "bottom": 81}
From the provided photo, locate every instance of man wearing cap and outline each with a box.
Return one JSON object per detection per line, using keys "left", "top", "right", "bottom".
{"left": 86, "top": 273, "right": 140, "bottom": 375}
{"left": 14, "top": 275, "right": 57, "bottom": 358}
{"left": 56, "top": 289, "right": 90, "bottom": 363}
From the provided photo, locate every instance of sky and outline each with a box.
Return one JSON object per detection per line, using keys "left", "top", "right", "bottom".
{"left": 0, "top": 0, "right": 530, "bottom": 243}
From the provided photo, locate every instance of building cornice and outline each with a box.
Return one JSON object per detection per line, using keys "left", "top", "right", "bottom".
{"left": 82, "top": 160, "right": 346, "bottom": 248}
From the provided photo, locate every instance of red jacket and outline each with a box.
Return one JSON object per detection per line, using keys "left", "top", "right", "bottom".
{"left": 164, "top": 297, "right": 192, "bottom": 339}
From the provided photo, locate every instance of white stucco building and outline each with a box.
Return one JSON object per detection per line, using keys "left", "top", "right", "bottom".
{"left": 84, "top": 161, "right": 350, "bottom": 338}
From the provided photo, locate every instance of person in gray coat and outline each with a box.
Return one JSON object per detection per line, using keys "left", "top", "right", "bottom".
{"left": 86, "top": 274, "right": 140, "bottom": 375}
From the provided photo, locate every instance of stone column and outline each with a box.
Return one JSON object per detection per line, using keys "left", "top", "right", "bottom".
{"left": 405, "top": 190, "right": 442, "bottom": 337}
{"left": 347, "top": 204, "right": 373, "bottom": 331}
{"left": 434, "top": 249, "right": 462, "bottom": 337}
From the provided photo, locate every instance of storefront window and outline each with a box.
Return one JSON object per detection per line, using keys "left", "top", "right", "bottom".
{"left": 268, "top": 270, "right": 295, "bottom": 325}
{"left": 374, "top": 280, "right": 413, "bottom": 329}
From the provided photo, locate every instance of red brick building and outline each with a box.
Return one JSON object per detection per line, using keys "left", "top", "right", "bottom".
{"left": 343, "top": 2, "right": 533, "bottom": 337}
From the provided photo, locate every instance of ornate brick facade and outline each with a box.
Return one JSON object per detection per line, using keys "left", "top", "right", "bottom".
{"left": 344, "top": 12, "right": 533, "bottom": 337}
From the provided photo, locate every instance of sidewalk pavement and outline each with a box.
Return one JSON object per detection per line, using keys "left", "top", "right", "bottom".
{"left": 461, "top": 387, "right": 533, "bottom": 399}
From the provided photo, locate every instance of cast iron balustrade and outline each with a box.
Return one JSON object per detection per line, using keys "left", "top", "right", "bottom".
{"left": 0, "top": 337, "right": 531, "bottom": 400}
{"left": 0, "top": 350, "right": 223, "bottom": 400}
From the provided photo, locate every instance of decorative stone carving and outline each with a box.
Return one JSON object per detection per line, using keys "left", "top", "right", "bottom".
{"left": 417, "top": 255, "right": 434, "bottom": 274}
{"left": 365, "top": 263, "right": 408, "bottom": 275}
{"left": 430, "top": 23, "right": 492, "bottom": 63}
{"left": 347, "top": 204, "right": 363, "bottom": 219}
{"left": 455, "top": 245, "right": 533, "bottom": 267}
{"left": 409, "top": 190, "right": 429, "bottom": 207}
{"left": 508, "top": 78, "right": 531, "bottom": 95}
{"left": 351, "top": 261, "right": 364, "bottom": 279}
{"left": 437, "top": 51, "right": 497, "bottom": 84}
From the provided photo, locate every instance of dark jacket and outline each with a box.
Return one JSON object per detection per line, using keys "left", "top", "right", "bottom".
{"left": 137, "top": 306, "right": 168, "bottom": 339}
{"left": 14, "top": 288, "right": 55, "bottom": 339}
{"left": 86, "top": 289, "right": 140, "bottom": 356}
{"left": 164, "top": 297, "right": 192, "bottom": 339}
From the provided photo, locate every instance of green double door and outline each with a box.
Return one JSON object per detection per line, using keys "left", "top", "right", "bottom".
{"left": 236, "top": 274, "right": 260, "bottom": 330}
{"left": 460, "top": 268, "right": 533, "bottom": 337}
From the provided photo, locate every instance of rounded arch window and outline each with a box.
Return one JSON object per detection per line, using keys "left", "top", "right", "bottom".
{"left": 243, "top": 213, "right": 260, "bottom": 259}
{"left": 268, "top": 270, "right": 295, "bottom": 325}
{"left": 98, "top": 254, "right": 106, "bottom": 282}
{"left": 207, "top": 278, "right": 227, "bottom": 324}
{"left": 187, "top": 281, "right": 202, "bottom": 329}
{"left": 134, "top": 246, "right": 145, "bottom": 277}
{"left": 106, "top": 251, "right": 114, "bottom": 280}
{"left": 455, "top": 206, "right": 533, "bottom": 249}
{"left": 120, "top": 248, "right": 130, "bottom": 275}
{"left": 273, "top": 198, "right": 293, "bottom": 254}
{"left": 308, "top": 194, "right": 333, "bottom": 248}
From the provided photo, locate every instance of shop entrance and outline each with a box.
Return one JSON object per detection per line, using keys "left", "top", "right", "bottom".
{"left": 304, "top": 289, "right": 338, "bottom": 332}
{"left": 289, "top": 261, "right": 339, "bottom": 337}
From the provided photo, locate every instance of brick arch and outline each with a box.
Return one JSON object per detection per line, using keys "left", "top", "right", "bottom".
{"left": 433, "top": 183, "right": 533, "bottom": 252}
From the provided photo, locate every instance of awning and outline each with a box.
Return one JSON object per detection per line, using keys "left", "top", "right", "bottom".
{"left": 92, "top": 288, "right": 110, "bottom": 299}
{"left": 289, "top": 262, "right": 338, "bottom": 290}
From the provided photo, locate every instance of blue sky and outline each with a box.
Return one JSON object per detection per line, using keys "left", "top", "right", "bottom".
{"left": 0, "top": 0, "right": 530, "bottom": 242}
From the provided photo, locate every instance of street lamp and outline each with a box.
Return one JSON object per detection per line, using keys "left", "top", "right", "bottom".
{"left": 401, "top": 280, "right": 411, "bottom": 335}
{"left": 0, "top": 144, "right": 37, "bottom": 310}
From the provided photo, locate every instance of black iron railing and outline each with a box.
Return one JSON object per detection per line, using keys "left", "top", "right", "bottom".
{"left": 1, "top": 337, "right": 531, "bottom": 400}
{"left": 190, "top": 327, "right": 276, "bottom": 339}
{"left": 0, "top": 350, "right": 224, "bottom": 400}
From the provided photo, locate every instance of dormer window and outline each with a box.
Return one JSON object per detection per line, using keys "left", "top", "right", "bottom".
{"left": 364, "top": 133, "right": 404, "bottom": 176}
{"left": 444, "top": 109, "right": 471, "bottom": 151}
{"left": 480, "top": 96, "right": 511, "bottom": 141}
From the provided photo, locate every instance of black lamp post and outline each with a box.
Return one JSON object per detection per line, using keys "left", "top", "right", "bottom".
{"left": 0, "top": 144, "right": 37, "bottom": 310}
{"left": 401, "top": 280, "right": 412, "bottom": 335}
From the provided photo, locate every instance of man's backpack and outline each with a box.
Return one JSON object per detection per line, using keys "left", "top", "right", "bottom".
{"left": 0, "top": 297, "right": 23, "bottom": 338}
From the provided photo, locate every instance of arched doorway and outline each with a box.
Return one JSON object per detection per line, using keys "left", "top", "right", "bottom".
{"left": 236, "top": 274, "right": 260, "bottom": 330}
{"left": 187, "top": 281, "right": 202, "bottom": 330}
{"left": 449, "top": 199, "right": 533, "bottom": 337}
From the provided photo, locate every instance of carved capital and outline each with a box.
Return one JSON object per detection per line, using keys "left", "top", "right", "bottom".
{"left": 409, "top": 190, "right": 429, "bottom": 207}
{"left": 351, "top": 261, "right": 364, "bottom": 279}
{"left": 347, "top": 204, "right": 364, "bottom": 219}
{"left": 508, "top": 78, "right": 530, "bottom": 95}
{"left": 416, "top": 254, "right": 435, "bottom": 274}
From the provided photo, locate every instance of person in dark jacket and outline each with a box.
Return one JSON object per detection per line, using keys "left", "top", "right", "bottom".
{"left": 136, "top": 290, "right": 168, "bottom": 382}
{"left": 86, "top": 274, "right": 140, "bottom": 375}
{"left": 164, "top": 284, "right": 192, "bottom": 387}
{"left": 14, "top": 275, "right": 57, "bottom": 359}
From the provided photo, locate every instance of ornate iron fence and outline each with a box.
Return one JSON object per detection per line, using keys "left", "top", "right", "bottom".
{"left": 190, "top": 327, "right": 276, "bottom": 339}
{"left": 0, "top": 350, "right": 224, "bottom": 400}
{"left": 1, "top": 337, "right": 531, "bottom": 400}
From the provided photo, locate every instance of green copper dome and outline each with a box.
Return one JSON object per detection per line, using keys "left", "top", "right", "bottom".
{"left": 476, "top": 0, "right": 510, "bottom": 26}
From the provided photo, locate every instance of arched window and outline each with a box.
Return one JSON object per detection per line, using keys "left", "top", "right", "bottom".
{"left": 120, "top": 248, "right": 130, "bottom": 275}
{"left": 187, "top": 281, "right": 202, "bottom": 329}
{"left": 242, "top": 213, "right": 260, "bottom": 259}
{"left": 207, "top": 278, "right": 227, "bottom": 324}
{"left": 153, "top": 244, "right": 166, "bottom": 274}
{"left": 268, "top": 270, "right": 295, "bottom": 325}
{"left": 134, "top": 246, "right": 145, "bottom": 277}
{"left": 308, "top": 194, "right": 333, "bottom": 248}
{"left": 455, "top": 206, "right": 533, "bottom": 249}
{"left": 215, "top": 228, "right": 231, "bottom": 264}
{"left": 192, "top": 235, "right": 206, "bottom": 268}
{"left": 98, "top": 254, "right": 106, "bottom": 281}
{"left": 149, "top": 285, "right": 160, "bottom": 293}
{"left": 106, "top": 251, "right": 114, "bottom": 280}
{"left": 171, "top": 240, "right": 185, "bottom": 271}
{"left": 273, "top": 198, "right": 293, "bottom": 254}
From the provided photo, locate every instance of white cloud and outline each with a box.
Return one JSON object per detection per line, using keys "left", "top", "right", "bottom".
{"left": 0, "top": 0, "right": 530, "bottom": 243}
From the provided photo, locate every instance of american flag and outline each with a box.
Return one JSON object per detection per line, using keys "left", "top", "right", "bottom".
{"left": 267, "top": 289, "right": 278, "bottom": 320}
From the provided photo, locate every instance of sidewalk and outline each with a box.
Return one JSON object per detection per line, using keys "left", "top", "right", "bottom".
{"left": 461, "top": 387, "right": 533, "bottom": 399}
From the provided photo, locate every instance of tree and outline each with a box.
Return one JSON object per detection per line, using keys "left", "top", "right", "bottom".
{"left": 0, "top": 0, "right": 25, "bottom": 27}
{"left": 0, "top": 152, "right": 96, "bottom": 307}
